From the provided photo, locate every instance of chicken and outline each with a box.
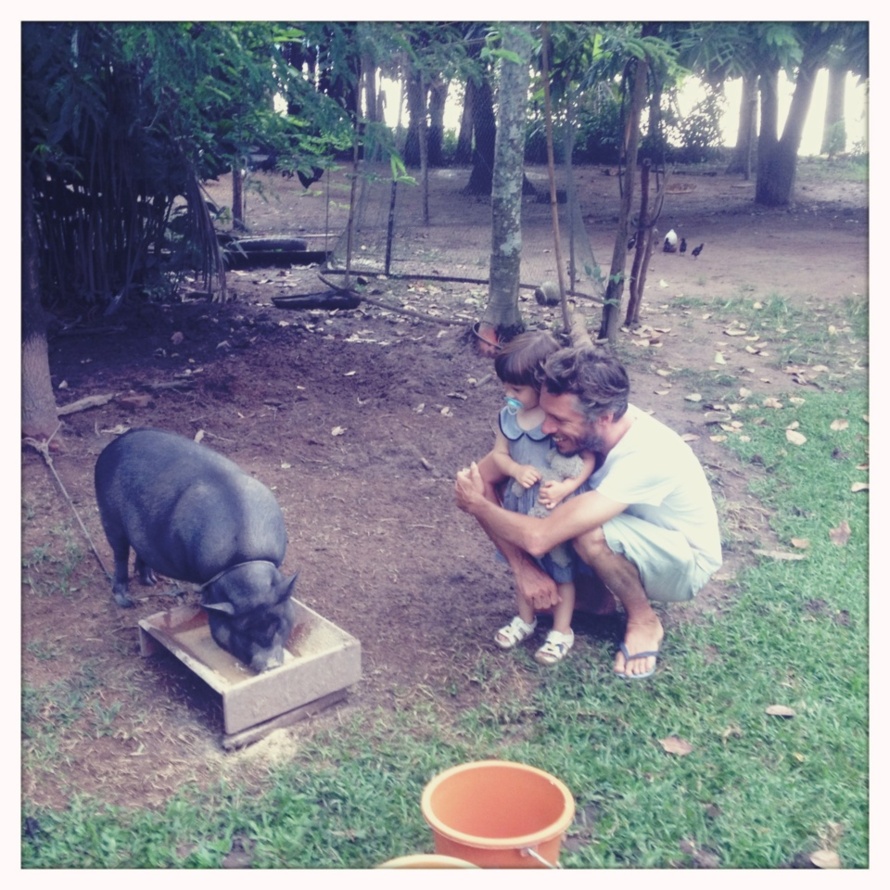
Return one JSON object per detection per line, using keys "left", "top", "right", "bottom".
{"left": 663, "top": 228, "right": 678, "bottom": 252}
{"left": 627, "top": 234, "right": 637, "bottom": 251}
{"left": 679, "top": 238, "right": 687, "bottom": 254}
{"left": 691, "top": 243, "right": 704, "bottom": 258}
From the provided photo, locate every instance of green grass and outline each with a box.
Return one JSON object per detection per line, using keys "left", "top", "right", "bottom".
{"left": 21, "top": 292, "right": 868, "bottom": 869}
{"left": 21, "top": 522, "right": 84, "bottom": 598}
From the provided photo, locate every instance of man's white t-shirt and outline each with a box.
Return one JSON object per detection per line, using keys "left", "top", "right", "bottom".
{"left": 588, "top": 405, "right": 723, "bottom": 577}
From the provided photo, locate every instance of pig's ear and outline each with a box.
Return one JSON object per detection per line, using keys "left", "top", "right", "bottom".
{"left": 282, "top": 573, "right": 299, "bottom": 600}
{"left": 204, "top": 601, "right": 236, "bottom": 615}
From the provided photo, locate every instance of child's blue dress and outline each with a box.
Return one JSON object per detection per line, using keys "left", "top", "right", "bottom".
{"left": 497, "top": 407, "right": 575, "bottom": 583}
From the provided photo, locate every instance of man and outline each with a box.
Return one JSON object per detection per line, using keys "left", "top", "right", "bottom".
{"left": 455, "top": 346, "right": 722, "bottom": 679}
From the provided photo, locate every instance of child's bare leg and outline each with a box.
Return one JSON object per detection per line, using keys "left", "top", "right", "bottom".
{"left": 552, "top": 581, "right": 576, "bottom": 634}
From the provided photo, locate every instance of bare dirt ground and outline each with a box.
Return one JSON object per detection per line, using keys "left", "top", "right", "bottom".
{"left": 20, "top": 162, "right": 867, "bottom": 811}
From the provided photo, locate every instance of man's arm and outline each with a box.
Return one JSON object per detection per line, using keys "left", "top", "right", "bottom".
{"left": 456, "top": 461, "right": 627, "bottom": 558}
{"left": 470, "top": 453, "right": 561, "bottom": 610}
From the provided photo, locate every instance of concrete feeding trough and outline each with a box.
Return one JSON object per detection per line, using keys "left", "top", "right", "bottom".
{"left": 138, "top": 599, "right": 361, "bottom": 749}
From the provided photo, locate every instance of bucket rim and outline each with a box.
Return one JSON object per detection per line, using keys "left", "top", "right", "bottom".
{"left": 420, "top": 759, "right": 575, "bottom": 850}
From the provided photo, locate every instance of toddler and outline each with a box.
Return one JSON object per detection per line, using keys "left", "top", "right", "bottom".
{"left": 483, "top": 330, "right": 595, "bottom": 665}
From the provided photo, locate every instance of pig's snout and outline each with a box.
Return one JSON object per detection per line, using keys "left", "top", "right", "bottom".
{"left": 251, "top": 646, "right": 285, "bottom": 673}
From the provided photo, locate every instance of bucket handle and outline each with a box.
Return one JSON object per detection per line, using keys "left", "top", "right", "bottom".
{"left": 521, "top": 847, "right": 561, "bottom": 869}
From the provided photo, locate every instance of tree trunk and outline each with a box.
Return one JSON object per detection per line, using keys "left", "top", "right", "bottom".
{"left": 402, "top": 68, "right": 425, "bottom": 167}
{"left": 464, "top": 74, "right": 497, "bottom": 195}
{"left": 821, "top": 62, "right": 847, "bottom": 157}
{"left": 756, "top": 32, "right": 834, "bottom": 206}
{"left": 482, "top": 24, "right": 531, "bottom": 341}
{"left": 417, "top": 73, "right": 430, "bottom": 226}
{"left": 726, "top": 72, "right": 758, "bottom": 178}
{"left": 427, "top": 77, "right": 448, "bottom": 167}
{"left": 232, "top": 166, "right": 245, "bottom": 230}
{"left": 625, "top": 159, "right": 652, "bottom": 326}
{"left": 363, "top": 54, "right": 379, "bottom": 125}
{"left": 455, "top": 78, "right": 474, "bottom": 165}
{"left": 22, "top": 162, "right": 59, "bottom": 441}
{"left": 599, "top": 49, "right": 650, "bottom": 342}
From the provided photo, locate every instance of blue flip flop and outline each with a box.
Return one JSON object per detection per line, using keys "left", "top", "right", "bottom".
{"left": 616, "top": 642, "right": 658, "bottom": 680}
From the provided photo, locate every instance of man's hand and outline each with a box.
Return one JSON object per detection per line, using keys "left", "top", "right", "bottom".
{"left": 514, "top": 557, "right": 561, "bottom": 611}
{"left": 455, "top": 462, "right": 486, "bottom": 515}
{"left": 539, "top": 479, "right": 570, "bottom": 509}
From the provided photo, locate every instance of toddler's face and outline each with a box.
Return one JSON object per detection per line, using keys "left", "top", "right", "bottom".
{"left": 503, "top": 383, "right": 539, "bottom": 412}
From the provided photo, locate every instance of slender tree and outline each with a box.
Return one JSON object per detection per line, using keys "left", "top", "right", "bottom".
{"left": 821, "top": 59, "right": 847, "bottom": 157}
{"left": 481, "top": 23, "right": 533, "bottom": 343}
{"left": 726, "top": 71, "right": 759, "bottom": 178}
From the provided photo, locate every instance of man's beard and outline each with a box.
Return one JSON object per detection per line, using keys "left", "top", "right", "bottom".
{"left": 554, "top": 428, "right": 603, "bottom": 456}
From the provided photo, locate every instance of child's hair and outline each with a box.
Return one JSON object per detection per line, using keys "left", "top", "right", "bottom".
{"left": 494, "top": 330, "right": 561, "bottom": 388}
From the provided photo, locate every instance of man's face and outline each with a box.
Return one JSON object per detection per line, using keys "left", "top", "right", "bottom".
{"left": 539, "top": 389, "right": 603, "bottom": 455}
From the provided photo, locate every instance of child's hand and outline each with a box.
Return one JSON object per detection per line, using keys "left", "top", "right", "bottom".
{"left": 514, "top": 465, "right": 542, "bottom": 489}
{"left": 539, "top": 479, "right": 570, "bottom": 509}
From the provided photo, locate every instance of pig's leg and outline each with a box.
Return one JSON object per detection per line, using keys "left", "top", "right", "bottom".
{"left": 134, "top": 554, "right": 158, "bottom": 588}
{"left": 108, "top": 535, "right": 135, "bottom": 608}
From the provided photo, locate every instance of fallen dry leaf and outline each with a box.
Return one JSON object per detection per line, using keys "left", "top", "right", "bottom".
{"left": 810, "top": 850, "right": 841, "bottom": 869}
{"left": 765, "top": 704, "right": 796, "bottom": 718}
{"left": 660, "top": 736, "right": 693, "bottom": 756}
{"left": 829, "top": 520, "right": 851, "bottom": 546}
{"left": 753, "top": 549, "right": 807, "bottom": 561}
{"left": 830, "top": 418, "right": 849, "bottom": 431}
{"left": 786, "top": 429, "right": 807, "bottom": 446}
{"left": 681, "top": 433, "right": 700, "bottom": 442}
{"left": 331, "top": 426, "right": 347, "bottom": 437}
{"left": 851, "top": 482, "right": 869, "bottom": 493}
{"left": 763, "top": 397, "right": 783, "bottom": 409}
{"left": 790, "top": 538, "right": 810, "bottom": 550}
{"left": 685, "top": 393, "right": 702, "bottom": 402}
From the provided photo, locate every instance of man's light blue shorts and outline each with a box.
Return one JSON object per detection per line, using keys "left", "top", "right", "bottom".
{"left": 583, "top": 512, "right": 712, "bottom": 603}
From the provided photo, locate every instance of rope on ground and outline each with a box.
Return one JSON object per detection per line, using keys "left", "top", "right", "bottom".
{"left": 23, "top": 424, "right": 113, "bottom": 582}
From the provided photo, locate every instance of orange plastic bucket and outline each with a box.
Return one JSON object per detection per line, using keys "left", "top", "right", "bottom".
{"left": 420, "top": 760, "right": 575, "bottom": 868}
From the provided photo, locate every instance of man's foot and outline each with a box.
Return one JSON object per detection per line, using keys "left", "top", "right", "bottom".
{"left": 614, "top": 618, "right": 663, "bottom": 679}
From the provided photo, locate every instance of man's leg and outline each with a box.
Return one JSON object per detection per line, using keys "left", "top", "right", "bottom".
{"left": 574, "top": 527, "right": 663, "bottom": 677}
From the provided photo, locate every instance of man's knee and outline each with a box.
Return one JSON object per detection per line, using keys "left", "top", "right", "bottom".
{"left": 573, "top": 526, "right": 609, "bottom": 563}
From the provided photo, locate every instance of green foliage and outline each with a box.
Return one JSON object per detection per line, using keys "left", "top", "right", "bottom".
{"left": 570, "top": 90, "right": 624, "bottom": 164}
{"left": 672, "top": 89, "right": 727, "bottom": 162}
{"left": 22, "top": 22, "right": 361, "bottom": 313}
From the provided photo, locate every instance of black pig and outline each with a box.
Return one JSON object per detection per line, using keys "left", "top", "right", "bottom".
{"left": 94, "top": 429, "right": 298, "bottom": 672}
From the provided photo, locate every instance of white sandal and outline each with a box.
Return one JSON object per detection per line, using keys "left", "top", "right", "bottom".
{"left": 494, "top": 616, "right": 537, "bottom": 650}
{"left": 535, "top": 629, "right": 575, "bottom": 666}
